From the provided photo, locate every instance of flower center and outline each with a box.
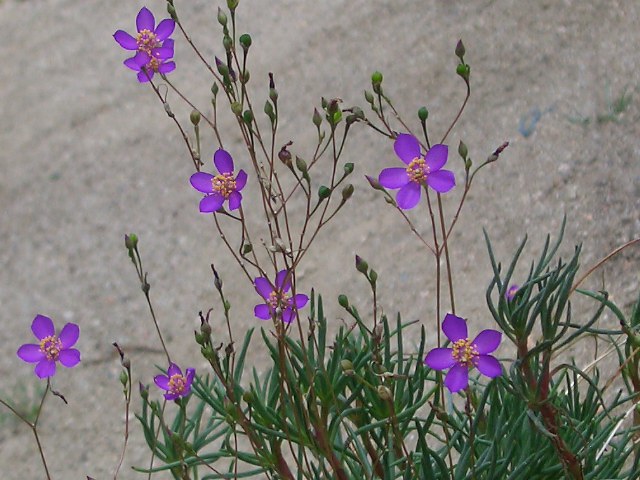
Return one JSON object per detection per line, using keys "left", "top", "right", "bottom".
{"left": 39, "top": 335, "right": 63, "bottom": 361}
{"left": 211, "top": 173, "right": 236, "bottom": 199}
{"left": 136, "top": 29, "right": 159, "bottom": 54}
{"left": 168, "top": 373, "right": 187, "bottom": 395}
{"left": 451, "top": 338, "right": 479, "bottom": 367}
{"left": 406, "top": 157, "right": 429, "bottom": 184}
{"left": 267, "top": 290, "right": 290, "bottom": 312}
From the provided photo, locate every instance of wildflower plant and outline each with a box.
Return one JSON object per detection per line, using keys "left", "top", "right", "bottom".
{"left": 1, "top": 2, "right": 640, "bottom": 480}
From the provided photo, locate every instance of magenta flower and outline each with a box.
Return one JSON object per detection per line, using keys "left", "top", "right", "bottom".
{"left": 505, "top": 284, "right": 519, "bottom": 301}
{"left": 424, "top": 313, "right": 502, "bottom": 393}
{"left": 254, "top": 270, "right": 308, "bottom": 323}
{"left": 378, "top": 134, "right": 455, "bottom": 209}
{"left": 17, "top": 315, "right": 80, "bottom": 379}
{"left": 154, "top": 363, "right": 195, "bottom": 400}
{"left": 114, "top": 7, "right": 176, "bottom": 82}
{"left": 190, "top": 149, "right": 248, "bottom": 212}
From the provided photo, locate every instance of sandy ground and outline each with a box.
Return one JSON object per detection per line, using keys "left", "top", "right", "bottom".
{"left": 1, "top": 0, "right": 639, "bottom": 478}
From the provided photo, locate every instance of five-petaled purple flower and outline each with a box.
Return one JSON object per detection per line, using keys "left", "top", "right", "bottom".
{"left": 113, "top": 7, "right": 176, "bottom": 82}
{"left": 378, "top": 133, "right": 455, "bottom": 210}
{"left": 254, "top": 270, "right": 308, "bottom": 323}
{"left": 505, "top": 284, "right": 519, "bottom": 301}
{"left": 154, "top": 363, "right": 195, "bottom": 400}
{"left": 190, "top": 149, "right": 248, "bottom": 212}
{"left": 17, "top": 315, "right": 81, "bottom": 379}
{"left": 424, "top": 313, "right": 502, "bottom": 393}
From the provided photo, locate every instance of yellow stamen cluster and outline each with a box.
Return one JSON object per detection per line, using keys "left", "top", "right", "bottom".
{"left": 405, "top": 157, "right": 430, "bottom": 184}
{"left": 168, "top": 373, "right": 187, "bottom": 395}
{"left": 268, "top": 290, "right": 290, "bottom": 311}
{"left": 451, "top": 338, "right": 479, "bottom": 367}
{"left": 136, "top": 29, "right": 159, "bottom": 55}
{"left": 211, "top": 173, "right": 236, "bottom": 199}
{"left": 39, "top": 335, "right": 63, "bottom": 361}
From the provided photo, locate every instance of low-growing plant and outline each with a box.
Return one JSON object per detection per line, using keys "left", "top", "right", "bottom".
{"left": 2, "top": 2, "right": 639, "bottom": 479}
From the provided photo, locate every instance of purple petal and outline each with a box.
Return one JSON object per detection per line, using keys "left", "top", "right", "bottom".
{"left": 254, "top": 277, "right": 273, "bottom": 299}
{"left": 185, "top": 368, "right": 195, "bottom": 387}
{"left": 254, "top": 304, "right": 271, "bottom": 320}
{"left": 58, "top": 349, "right": 81, "bottom": 368}
{"left": 35, "top": 360, "right": 56, "bottom": 378}
{"left": 235, "top": 170, "right": 248, "bottom": 191}
{"left": 58, "top": 323, "right": 79, "bottom": 348}
{"left": 472, "top": 329, "right": 502, "bottom": 355}
{"left": 426, "top": 170, "right": 455, "bottom": 193}
{"left": 17, "top": 344, "right": 45, "bottom": 363}
{"left": 137, "top": 69, "right": 154, "bottom": 82}
{"left": 424, "top": 348, "right": 455, "bottom": 370}
{"left": 161, "top": 39, "right": 175, "bottom": 55}
{"left": 136, "top": 7, "right": 155, "bottom": 32}
{"left": 32, "top": 315, "right": 54, "bottom": 340}
{"left": 154, "top": 18, "right": 175, "bottom": 41}
{"left": 124, "top": 57, "right": 142, "bottom": 71}
{"left": 190, "top": 172, "right": 214, "bottom": 193}
{"left": 275, "top": 270, "right": 290, "bottom": 291}
{"left": 396, "top": 182, "right": 421, "bottom": 210}
{"left": 476, "top": 355, "right": 502, "bottom": 378}
{"left": 133, "top": 50, "right": 151, "bottom": 66}
{"left": 153, "top": 46, "right": 174, "bottom": 61}
{"left": 292, "top": 293, "right": 308, "bottom": 309}
{"left": 158, "top": 61, "right": 176, "bottom": 75}
{"left": 113, "top": 30, "right": 138, "bottom": 50}
{"left": 282, "top": 308, "right": 295, "bottom": 323}
{"left": 214, "top": 149, "right": 234, "bottom": 174}
{"left": 394, "top": 134, "right": 421, "bottom": 164}
{"left": 199, "top": 194, "right": 224, "bottom": 213}
{"left": 228, "top": 191, "right": 242, "bottom": 210}
{"left": 425, "top": 144, "right": 448, "bottom": 171}
{"left": 444, "top": 364, "right": 469, "bottom": 393}
{"left": 442, "top": 314, "right": 467, "bottom": 342}
{"left": 167, "top": 363, "right": 181, "bottom": 377}
{"left": 378, "top": 167, "right": 409, "bottom": 189}
{"left": 164, "top": 392, "right": 178, "bottom": 400}
{"left": 154, "top": 374, "right": 170, "bottom": 390}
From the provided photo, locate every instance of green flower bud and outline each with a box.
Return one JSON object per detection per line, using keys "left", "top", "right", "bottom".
{"left": 139, "top": 382, "right": 149, "bottom": 400}
{"left": 231, "top": 101, "right": 243, "bottom": 116}
{"left": 343, "top": 163, "right": 354, "bottom": 175}
{"left": 242, "top": 109, "right": 254, "bottom": 124}
{"left": 318, "top": 185, "right": 331, "bottom": 200}
{"left": 365, "top": 175, "right": 383, "bottom": 190}
{"left": 167, "top": 3, "right": 177, "bottom": 21}
{"left": 295, "top": 156, "right": 308, "bottom": 174}
{"left": 341, "top": 183, "right": 354, "bottom": 200}
{"left": 369, "top": 269, "right": 378, "bottom": 284}
{"left": 242, "top": 390, "right": 255, "bottom": 404}
{"left": 338, "top": 294, "right": 349, "bottom": 308}
{"left": 371, "top": 71, "right": 383, "bottom": 93}
{"left": 190, "top": 110, "right": 201, "bottom": 126}
{"left": 119, "top": 370, "right": 128, "bottom": 387}
{"left": 264, "top": 100, "right": 275, "bottom": 121}
{"left": 458, "top": 140, "right": 468, "bottom": 160}
{"left": 239, "top": 33, "right": 252, "bottom": 51}
{"left": 124, "top": 233, "right": 138, "bottom": 250}
{"left": 217, "top": 7, "right": 227, "bottom": 26}
{"left": 223, "top": 35, "right": 233, "bottom": 52}
{"left": 341, "top": 359, "right": 354, "bottom": 376}
{"left": 242, "top": 243, "right": 253, "bottom": 254}
{"left": 211, "top": 82, "right": 219, "bottom": 96}
{"left": 201, "top": 321, "right": 212, "bottom": 336}
{"left": 418, "top": 106, "right": 429, "bottom": 122}
{"left": 239, "top": 70, "right": 250, "bottom": 84}
{"left": 312, "top": 108, "right": 322, "bottom": 127}
{"left": 364, "top": 90, "right": 374, "bottom": 104}
{"left": 456, "top": 63, "right": 470, "bottom": 82}
{"left": 355, "top": 255, "right": 368, "bottom": 274}
{"left": 227, "top": 0, "right": 239, "bottom": 11}
{"left": 194, "top": 331, "right": 205, "bottom": 345}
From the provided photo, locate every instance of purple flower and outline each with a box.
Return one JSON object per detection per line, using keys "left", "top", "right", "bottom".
{"left": 17, "top": 315, "right": 80, "bottom": 378}
{"left": 424, "top": 313, "right": 502, "bottom": 393}
{"left": 254, "top": 270, "right": 308, "bottom": 323}
{"left": 154, "top": 363, "right": 195, "bottom": 400}
{"left": 378, "top": 134, "right": 455, "bottom": 209}
{"left": 123, "top": 40, "right": 176, "bottom": 83}
{"left": 114, "top": 7, "right": 176, "bottom": 82}
{"left": 190, "top": 149, "right": 248, "bottom": 212}
{"left": 505, "top": 284, "right": 519, "bottom": 301}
